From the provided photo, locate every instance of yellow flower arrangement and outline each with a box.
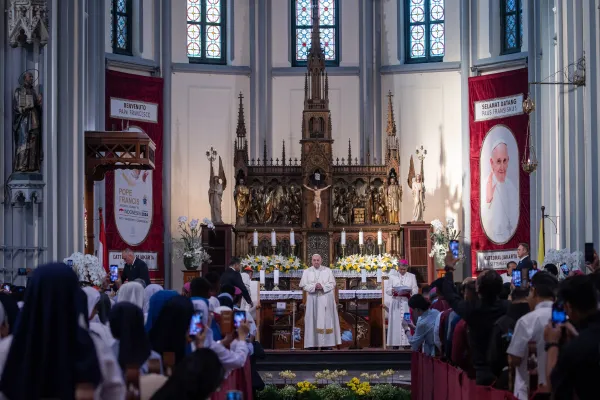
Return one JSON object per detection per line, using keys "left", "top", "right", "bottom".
{"left": 335, "top": 253, "right": 399, "bottom": 273}
{"left": 296, "top": 381, "right": 316, "bottom": 393}
{"left": 347, "top": 377, "right": 371, "bottom": 396}
{"left": 240, "top": 255, "right": 307, "bottom": 274}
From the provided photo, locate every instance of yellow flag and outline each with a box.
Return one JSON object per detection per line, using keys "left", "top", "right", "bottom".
{"left": 538, "top": 218, "right": 545, "bottom": 266}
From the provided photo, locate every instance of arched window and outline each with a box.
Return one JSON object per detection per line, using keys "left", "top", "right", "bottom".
{"left": 405, "top": 0, "right": 445, "bottom": 63}
{"left": 500, "top": 0, "right": 522, "bottom": 54}
{"left": 187, "top": 0, "right": 227, "bottom": 64}
{"left": 111, "top": 0, "right": 133, "bottom": 55}
{"left": 292, "top": 0, "right": 339, "bottom": 66}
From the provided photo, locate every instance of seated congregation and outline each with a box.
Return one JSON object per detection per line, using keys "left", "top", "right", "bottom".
{"left": 0, "top": 263, "right": 262, "bottom": 400}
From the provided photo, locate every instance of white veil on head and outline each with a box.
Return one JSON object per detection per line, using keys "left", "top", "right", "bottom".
{"left": 143, "top": 284, "right": 164, "bottom": 314}
{"left": 117, "top": 281, "right": 145, "bottom": 309}
{"left": 82, "top": 286, "right": 101, "bottom": 321}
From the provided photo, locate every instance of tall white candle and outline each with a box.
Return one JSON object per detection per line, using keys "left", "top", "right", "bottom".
{"left": 274, "top": 269, "right": 280, "bottom": 285}
{"left": 377, "top": 230, "right": 382, "bottom": 245}
{"left": 359, "top": 230, "right": 364, "bottom": 245}
{"left": 271, "top": 230, "right": 276, "bottom": 246}
{"left": 341, "top": 229, "right": 346, "bottom": 245}
{"left": 259, "top": 270, "right": 265, "bottom": 284}
{"left": 253, "top": 230, "right": 258, "bottom": 246}
{"left": 290, "top": 229, "right": 295, "bottom": 246}
{"left": 377, "top": 268, "right": 382, "bottom": 283}
{"left": 361, "top": 268, "right": 367, "bottom": 283}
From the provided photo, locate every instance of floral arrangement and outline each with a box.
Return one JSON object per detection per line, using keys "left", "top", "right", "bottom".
{"left": 279, "top": 370, "right": 297, "bottom": 385}
{"left": 347, "top": 377, "right": 371, "bottom": 396}
{"left": 334, "top": 254, "right": 399, "bottom": 272}
{"left": 174, "top": 216, "right": 213, "bottom": 269}
{"left": 429, "top": 217, "right": 461, "bottom": 267}
{"left": 543, "top": 249, "right": 584, "bottom": 273}
{"left": 240, "top": 255, "right": 307, "bottom": 274}
{"left": 63, "top": 252, "right": 106, "bottom": 286}
{"left": 314, "top": 370, "right": 348, "bottom": 384}
{"left": 296, "top": 381, "right": 317, "bottom": 394}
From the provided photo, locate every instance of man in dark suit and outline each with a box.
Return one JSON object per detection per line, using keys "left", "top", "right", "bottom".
{"left": 516, "top": 242, "right": 533, "bottom": 271}
{"left": 220, "top": 257, "right": 253, "bottom": 308}
{"left": 118, "top": 248, "right": 151, "bottom": 287}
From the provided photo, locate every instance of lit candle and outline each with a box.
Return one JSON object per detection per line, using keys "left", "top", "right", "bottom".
{"left": 377, "top": 230, "right": 382, "bottom": 245}
{"left": 259, "top": 270, "right": 265, "bottom": 284}
{"left": 274, "top": 269, "right": 280, "bottom": 285}
{"left": 253, "top": 230, "right": 258, "bottom": 246}
{"left": 377, "top": 268, "right": 382, "bottom": 283}
{"left": 271, "top": 230, "right": 276, "bottom": 247}
{"left": 290, "top": 229, "right": 295, "bottom": 246}
{"left": 359, "top": 230, "right": 364, "bottom": 245}
{"left": 361, "top": 268, "right": 367, "bottom": 283}
{"left": 341, "top": 229, "right": 346, "bottom": 245}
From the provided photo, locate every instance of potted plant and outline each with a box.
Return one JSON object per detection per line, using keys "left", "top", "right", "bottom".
{"left": 175, "top": 216, "right": 213, "bottom": 270}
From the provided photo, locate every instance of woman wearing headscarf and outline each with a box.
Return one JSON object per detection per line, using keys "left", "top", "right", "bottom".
{"left": 117, "top": 281, "right": 145, "bottom": 309}
{"left": 0, "top": 263, "right": 103, "bottom": 400}
{"left": 82, "top": 286, "right": 115, "bottom": 348}
{"left": 96, "top": 292, "right": 112, "bottom": 325}
{"left": 0, "top": 293, "right": 19, "bottom": 338}
{"left": 143, "top": 284, "right": 164, "bottom": 315}
{"left": 148, "top": 295, "right": 194, "bottom": 367}
{"left": 145, "top": 290, "right": 178, "bottom": 332}
{"left": 110, "top": 302, "right": 163, "bottom": 375}
{"left": 150, "top": 348, "right": 225, "bottom": 400}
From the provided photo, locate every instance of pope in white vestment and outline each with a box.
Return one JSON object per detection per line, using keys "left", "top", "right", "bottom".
{"left": 385, "top": 264, "right": 419, "bottom": 347}
{"left": 481, "top": 141, "right": 519, "bottom": 243}
{"left": 300, "top": 254, "right": 342, "bottom": 349}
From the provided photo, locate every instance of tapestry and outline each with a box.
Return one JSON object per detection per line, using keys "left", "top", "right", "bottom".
{"left": 469, "top": 68, "right": 530, "bottom": 274}
{"left": 105, "top": 70, "right": 164, "bottom": 280}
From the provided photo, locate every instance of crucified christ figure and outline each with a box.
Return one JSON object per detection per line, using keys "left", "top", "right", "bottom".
{"left": 303, "top": 184, "right": 331, "bottom": 220}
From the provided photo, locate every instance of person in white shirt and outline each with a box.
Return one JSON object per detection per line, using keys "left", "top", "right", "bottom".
{"left": 385, "top": 262, "right": 419, "bottom": 347}
{"left": 507, "top": 272, "right": 558, "bottom": 399}
{"left": 500, "top": 261, "right": 517, "bottom": 284}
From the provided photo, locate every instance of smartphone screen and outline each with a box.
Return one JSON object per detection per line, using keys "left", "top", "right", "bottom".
{"left": 552, "top": 302, "right": 567, "bottom": 324}
{"left": 109, "top": 265, "right": 119, "bottom": 282}
{"left": 189, "top": 310, "right": 204, "bottom": 336}
{"left": 449, "top": 240, "right": 459, "bottom": 258}
{"left": 529, "top": 269, "right": 538, "bottom": 280}
{"left": 233, "top": 310, "right": 246, "bottom": 329}
{"left": 66, "top": 259, "right": 73, "bottom": 267}
{"left": 2, "top": 284, "right": 10, "bottom": 292}
{"left": 560, "top": 264, "right": 570, "bottom": 275}
{"left": 585, "top": 242, "right": 594, "bottom": 264}
{"left": 403, "top": 312, "right": 411, "bottom": 322}
{"left": 512, "top": 270, "right": 522, "bottom": 287}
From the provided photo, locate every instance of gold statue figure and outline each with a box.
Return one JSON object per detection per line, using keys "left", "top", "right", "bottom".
{"left": 234, "top": 178, "right": 251, "bottom": 218}
{"left": 386, "top": 177, "right": 402, "bottom": 224}
{"left": 303, "top": 184, "right": 331, "bottom": 220}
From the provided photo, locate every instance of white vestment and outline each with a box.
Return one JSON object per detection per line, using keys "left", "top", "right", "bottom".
{"left": 300, "top": 266, "right": 342, "bottom": 348}
{"left": 385, "top": 270, "right": 419, "bottom": 346}
{"left": 482, "top": 176, "right": 519, "bottom": 243}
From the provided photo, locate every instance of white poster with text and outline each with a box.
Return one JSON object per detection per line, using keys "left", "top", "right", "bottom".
{"left": 110, "top": 97, "right": 159, "bottom": 123}
{"left": 108, "top": 251, "right": 158, "bottom": 270}
{"left": 477, "top": 249, "right": 519, "bottom": 271}
{"left": 114, "top": 169, "right": 153, "bottom": 246}
{"left": 474, "top": 94, "right": 524, "bottom": 122}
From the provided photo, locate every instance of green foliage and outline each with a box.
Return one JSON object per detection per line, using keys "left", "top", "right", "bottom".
{"left": 257, "top": 385, "right": 282, "bottom": 400}
{"left": 257, "top": 383, "right": 410, "bottom": 400}
{"left": 368, "top": 384, "right": 411, "bottom": 400}
{"left": 315, "top": 383, "right": 355, "bottom": 400}
{"left": 280, "top": 385, "right": 298, "bottom": 400}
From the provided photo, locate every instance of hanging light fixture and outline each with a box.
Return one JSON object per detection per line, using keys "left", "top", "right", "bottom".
{"left": 521, "top": 93, "right": 538, "bottom": 174}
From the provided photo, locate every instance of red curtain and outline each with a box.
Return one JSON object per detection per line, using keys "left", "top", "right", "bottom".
{"left": 411, "top": 352, "right": 518, "bottom": 400}
{"left": 105, "top": 70, "right": 165, "bottom": 280}
{"left": 468, "top": 69, "right": 530, "bottom": 275}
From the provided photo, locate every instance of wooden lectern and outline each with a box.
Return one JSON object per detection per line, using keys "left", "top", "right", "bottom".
{"left": 401, "top": 222, "right": 434, "bottom": 285}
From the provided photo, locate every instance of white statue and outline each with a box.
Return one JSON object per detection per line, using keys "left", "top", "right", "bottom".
{"left": 411, "top": 174, "right": 425, "bottom": 222}
{"left": 303, "top": 184, "right": 331, "bottom": 220}
{"left": 208, "top": 156, "right": 227, "bottom": 224}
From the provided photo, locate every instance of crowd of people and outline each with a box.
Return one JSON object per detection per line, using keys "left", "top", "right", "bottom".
{"left": 403, "top": 242, "right": 600, "bottom": 400}
{"left": 0, "top": 255, "right": 263, "bottom": 400}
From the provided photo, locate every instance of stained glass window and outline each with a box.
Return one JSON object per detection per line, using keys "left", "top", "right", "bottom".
{"left": 187, "top": 0, "right": 226, "bottom": 64}
{"left": 501, "top": 0, "right": 522, "bottom": 54}
{"left": 292, "top": 0, "right": 339, "bottom": 66}
{"left": 111, "top": 0, "right": 132, "bottom": 55}
{"left": 405, "top": 0, "right": 445, "bottom": 63}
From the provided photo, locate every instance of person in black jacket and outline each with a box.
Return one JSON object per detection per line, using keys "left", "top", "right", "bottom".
{"left": 488, "top": 286, "right": 530, "bottom": 389}
{"left": 516, "top": 243, "right": 533, "bottom": 274}
{"left": 219, "top": 258, "right": 253, "bottom": 308}
{"left": 433, "top": 252, "right": 508, "bottom": 386}
{"left": 118, "top": 248, "right": 151, "bottom": 286}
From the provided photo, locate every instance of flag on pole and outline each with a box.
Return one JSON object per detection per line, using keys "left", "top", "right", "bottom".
{"left": 537, "top": 218, "right": 545, "bottom": 267}
{"left": 99, "top": 208, "right": 108, "bottom": 272}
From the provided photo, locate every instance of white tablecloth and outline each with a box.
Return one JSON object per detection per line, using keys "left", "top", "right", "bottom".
{"left": 260, "top": 289, "right": 382, "bottom": 301}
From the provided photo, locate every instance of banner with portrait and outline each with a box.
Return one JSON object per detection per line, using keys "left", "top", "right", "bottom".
{"left": 105, "top": 70, "right": 164, "bottom": 280}
{"left": 469, "top": 68, "right": 530, "bottom": 274}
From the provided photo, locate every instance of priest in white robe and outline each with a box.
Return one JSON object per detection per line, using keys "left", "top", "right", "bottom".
{"left": 300, "top": 254, "right": 341, "bottom": 349}
{"left": 385, "top": 261, "right": 419, "bottom": 347}
{"left": 481, "top": 141, "right": 519, "bottom": 243}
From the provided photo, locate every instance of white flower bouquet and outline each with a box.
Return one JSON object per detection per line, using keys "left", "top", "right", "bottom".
{"left": 335, "top": 253, "right": 399, "bottom": 272}
{"left": 64, "top": 252, "right": 106, "bottom": 286}
{"left": 174, "top": 216, "right": 213, "bottom": 270}
{"left": 543, "top": 248, "right": 584, "bottom": 277}
{"left": 240, "top": 254, "right": 307, "bottom": 274}
{"left": 429, "top": 217, "right": 461, "bottom": 267}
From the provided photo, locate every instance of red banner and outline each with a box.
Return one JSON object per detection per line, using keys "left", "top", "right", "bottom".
{"left": 105, "top": 70, "right": 164, "bottom": 280}
{"left": 469, "top": 69, "right": 530, "bottom": 275}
